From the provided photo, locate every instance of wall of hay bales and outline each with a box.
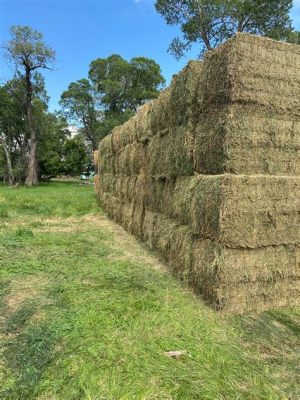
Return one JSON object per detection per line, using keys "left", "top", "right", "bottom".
{"left": 95, "top": 33, "right": 300, "bottom": 313}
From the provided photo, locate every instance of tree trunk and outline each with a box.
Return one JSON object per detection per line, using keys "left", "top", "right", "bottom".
{"left": 1, "top": 139, "right": 15, "bottom": 185}
{"left": 24, "top": 65, "right": 38, "bottom": 186}
{"left": 25, "top": 138, "right": 38, "bottom": 186}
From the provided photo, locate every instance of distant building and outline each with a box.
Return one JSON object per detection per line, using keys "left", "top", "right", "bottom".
{"left": 68, "top": 125, "right": 79, "bottom": 138}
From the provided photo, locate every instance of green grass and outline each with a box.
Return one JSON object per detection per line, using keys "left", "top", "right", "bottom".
{"left": 0, "top": 182, "right": 299, "bottom": 399}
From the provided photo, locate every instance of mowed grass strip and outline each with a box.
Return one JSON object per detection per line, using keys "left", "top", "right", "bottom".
{"left": 0, "top": 182, "right": 299, "bottom": 399}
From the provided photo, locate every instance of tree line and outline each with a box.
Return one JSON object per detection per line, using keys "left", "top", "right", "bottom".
{"left": 0, "top": 26, "right": 165, "bottom": 186}
{"left": 1, "top": 0, "right": 299, "bottom": 186}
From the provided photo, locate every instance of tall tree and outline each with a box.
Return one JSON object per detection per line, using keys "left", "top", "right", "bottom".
{"left": 155, "top": 0, "right": 297, "bottom": 58}
{"left": 3, "top": 25, "right": 55, "bottom": 185}
{"left": 60, "top": 55, "right": 165, "bottom": 151}
{"left": 89, "top": 55, "right": 165, "bottom": 112}
{"left": 60, "top": 79, "right": 101, "bottom": 151}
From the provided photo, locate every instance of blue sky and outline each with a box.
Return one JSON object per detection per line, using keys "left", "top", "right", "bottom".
{"left": 1, "top": 0, "right": 299, "bottom": 112}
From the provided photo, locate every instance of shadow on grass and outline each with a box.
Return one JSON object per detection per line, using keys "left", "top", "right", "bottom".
{"left": 0, "top": 294, "right": 61, "bottom": 399}
{"left": 236, "top": 309, "right": 300, "bottom": 342}
{"left": 269, "top": 310, "right": 300, "bottom": 336}
{"left": 1, "top": 322, "right": 59, "bottom": 400}
{"left": 3, "top": 302, "right": 37, "bottom": 334}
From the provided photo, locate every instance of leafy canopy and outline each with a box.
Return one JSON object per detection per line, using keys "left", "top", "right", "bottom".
{"left": 89, "top": 54, "right": 165, "bottom": 112}
{"left": 5, "top": 25, "right": 55, "bottom": 71}
{"left": 60, "top": 79, "right": 101, "bottom": 151}
{"left": 155, "top": 0, "right": 297, "bottom": 58}
{"left": 60, "top": 54, "right": 165, "bottom": 151}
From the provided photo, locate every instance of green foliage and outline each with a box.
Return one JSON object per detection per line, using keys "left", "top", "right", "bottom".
{"left": 3, "top": 25, "right": 56, "bottom": 186}
{"left": 0, "top": 75, "right": 77, "bottom": 183}
{"left": 0, "top": 149, "right": 6, "bottom": 178}
{"left": 62, "top": 136, "right": 88, "bottom": 176}
{"left": 89, "top": 54, "right": 165, "bottom": 112}
{"left": 37, "top": 113, "right": 70, "bottom": 179}
{"left": 97, "top": 109, "right": 134, "bottom": 140}
{"left": 286, "top": 29, "right": 300, "bottom": 44}
{"left": 155, "top": 0, "right": 296, "bottom": 58}
{"left": 60, "top": 79, "right": 101, "bottom": 151}
{"left": 0, "top": 80, "right": 71, "bottom": 183}
{"left": 0, "top": 81, "right": 27, "bottom": 183}
{"left": 5, "top": 25, "right": 55, "bottom": 70}
{"left": 60, "top": 55, "right": 165, "bottom": 151}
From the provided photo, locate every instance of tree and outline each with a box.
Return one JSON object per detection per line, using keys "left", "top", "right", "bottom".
{"left": 0, "top": 78, "right": 69, "bottom": 184}
{"left": 60, "top": 79, "right": 101, "bottom": 151}
{"left": 0, "top": 82, "right": 26, "bottom": 185}
{"left": 155, "top": 0, "right": 297, "bottom": 58}
{"left": 63, "top": 136, "right": 88, "bottom": 176}
{"left": 286, "top": 30, "right": 300, "bottom": 44}
{"left": 37, "top": 113, "right": 70, "bottom": 180}
{"left": 3, "top": 25, "right": 55, "bottom": 185}
{"left": 60, "top": 55, "right": 165, "bottom": 151}
{"left": 89, "top": 55, "right": 165, "bottom": 112}
{"left": 0, "top": 86, "right": 17, "bottom": 185}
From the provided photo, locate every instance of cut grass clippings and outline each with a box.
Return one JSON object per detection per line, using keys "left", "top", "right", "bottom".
{"left": 0, "top": 182, "right": 299, "bottom": 399}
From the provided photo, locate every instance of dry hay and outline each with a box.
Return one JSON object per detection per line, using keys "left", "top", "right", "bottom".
{"left": 96, "top": 33, "right": 300, "bottom": 313}
{"left": 114, "top": 142, "right": 147, "bottom": 175}
{"left": 93, "top": 150, "right": 99, "bottom": 167}
{"left": 139, "top": 209, "right": 300, "bottom": 314}
{"left": 198, "top": 33, "right": 300, "bottom": 113}
{"left": 100, "top": 173, "right": 300, "bottom": 249}
{"left": 174, "top": 175, "right": 300, "bottom": 248}
{"left": 149, "top": 61, "right": 203, "bottom": 134}
{"left": 111, "top": 119, "right": 137, "bottom": 153}
{"left": 146, "top": 127, "right": 194, "bottom": 177}
{"left": 99, "top": 133, "right": 113, "bottom": 155}
{"left": 135, "top": 102, "right": 153, "bottom": 143}
{"left": 193, "top": 105, "right": 300, "bottom": 175}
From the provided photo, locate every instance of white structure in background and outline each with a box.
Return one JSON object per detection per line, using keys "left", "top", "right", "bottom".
{"left": 68, "top": 125, "right": 79, "bottom": 138}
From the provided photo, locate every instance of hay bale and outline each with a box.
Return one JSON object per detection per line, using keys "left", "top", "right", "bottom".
{"left": 138, "top": 210, "right": 300, "bottom": 313}
{"left": 111, "top": 126, "right": 124, "bottom": 154}
{"left": 192, "top": 113, "right": 300, "bottom": 175}
{"left": 94, "top": 175, "right": 100, "bottom": 197}
{"left": 142, "top": 210, "right": 158, "bottom": 249}
{"left": 146, "top": 127, "right": 194, "bottom": 177}
{"left": 93, "top": 150, "right": 99, "bottom": 169}
{"left": 99, "top": 134, "right": 114, "bottom": 155}
{"left": 98, "top": 153, "right": 115, "bottom": 174}
{"left": 198, "top": 33, "right": 300, "bottom": 113}
{"left": 149, "top": 61, "right": 203, "bottom": 133}
{"left": 211, "top": 278, "right": 300, "bottom": 314}
{"left": 172, "top": 175, "right": 300, "bottom": 248}
{"left": 110, "top": 117, "right": 138, "bottom": 155}
{"left": 100, "top": 173, "right": 300, "bottom": 249}
{"left": 98, "top": 173, "right": 116, "bottom": 196}
{"left": 149, "top": 87, "right": 171, "bottom": 134}
{"left": 193, "top": 105, "right": 300, "bottom": 175}
{"left": 135, "top": 102, "right": 153, "bottom": 143}
{"left": 130, "top": 204, "right": 145, "bottom": 237}
{"left": 143, "top": 177, "right": 176, "bottom": 215}
{"left": 114, "top": 142, "right": 147, "bottom": 175}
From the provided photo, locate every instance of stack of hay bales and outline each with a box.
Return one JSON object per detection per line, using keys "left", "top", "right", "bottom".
{"left": 96, "top": 33, "right": 300, "bottom": 313}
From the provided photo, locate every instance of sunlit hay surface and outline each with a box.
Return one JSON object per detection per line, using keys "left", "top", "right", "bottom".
{"left": 96, "top": 33, "right": 300, "bottom": 314}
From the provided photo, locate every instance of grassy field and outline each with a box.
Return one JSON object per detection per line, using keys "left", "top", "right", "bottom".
{"left": 0, "top": 182, "right": 299, "bottom": 399}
